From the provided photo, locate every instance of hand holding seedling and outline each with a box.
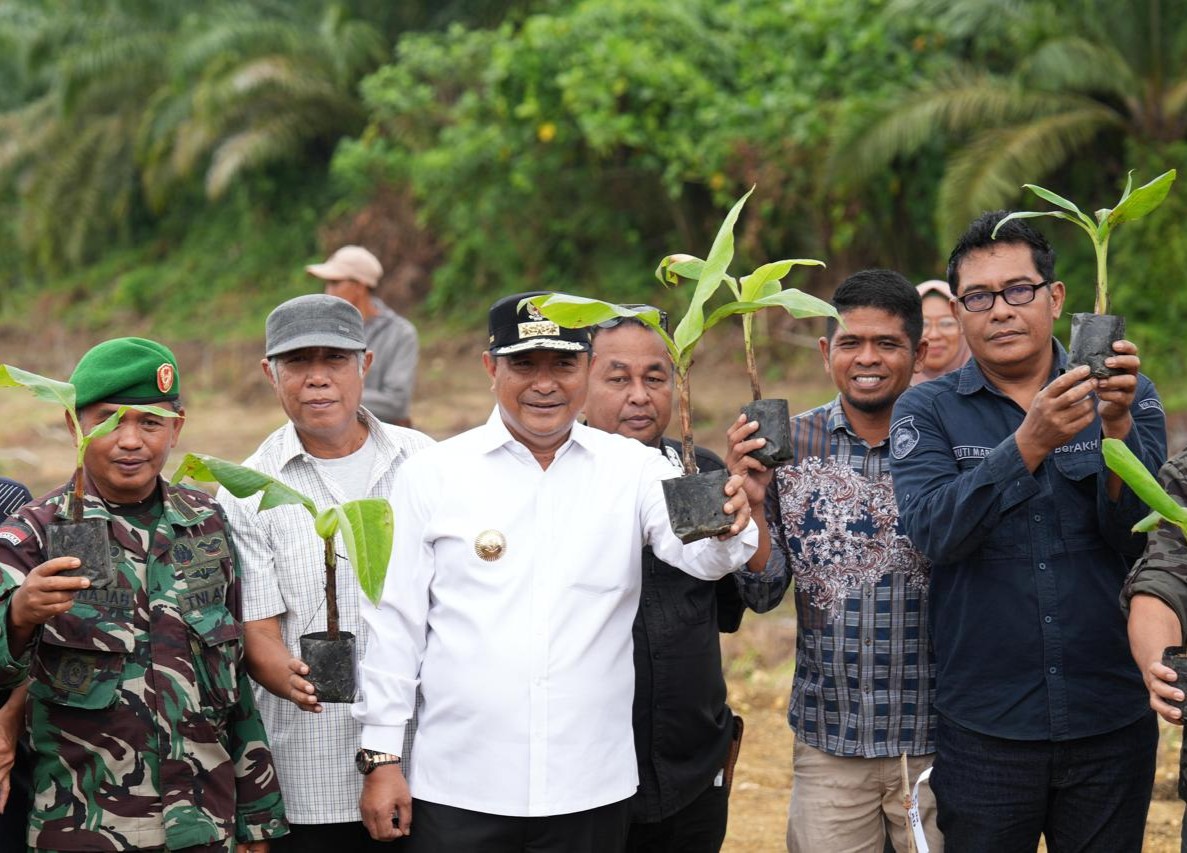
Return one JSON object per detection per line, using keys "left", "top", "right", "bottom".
{"left": 725, "top": 415, "right": 773, "bottom": 509}
{"left": 718, "top": 474, "right": 752, "bottom": 540}
{"left": 286, "top": 658, "right": 323, "bottom": 714}
{"left": 726, "top": 414, "right": 774, "bottom": 572}
{"left": 1015, "top": 366, "right": 1097, "bottom": 470}
{"left": 7, "top": 557, "right": 90, "bottom": 653}
{"left": 1144, "top": 660, "right": 1184, "bottom": 724}
{"left": 1094, "top": 339, "right": 1140, "bottom": 438}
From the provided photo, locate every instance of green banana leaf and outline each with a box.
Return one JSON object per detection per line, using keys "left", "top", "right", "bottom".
{"left": 1102, "top": 438, "right": 1187, "bottom": 535}
{"left": 171, "top": 452, "right": 394, "bottom": 604}
{"left": 0, "top": 364, "right": 77, "bottom": 409}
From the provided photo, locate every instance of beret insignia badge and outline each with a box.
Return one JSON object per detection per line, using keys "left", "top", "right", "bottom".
{"left": 474, "top": 529, "right": 506, "bottom": 562}
{"left": 157, "top": 362, "right": 175, "bottom": 394}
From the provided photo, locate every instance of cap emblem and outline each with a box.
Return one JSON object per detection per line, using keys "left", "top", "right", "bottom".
{"left": 518, "top": 320, "right": 560, "bottom": 339}
{"left": 157, "top": 363, "right": 175, "bottom": 394}
{"left": 525, "top": 303, "right": 545, "bottom": 321}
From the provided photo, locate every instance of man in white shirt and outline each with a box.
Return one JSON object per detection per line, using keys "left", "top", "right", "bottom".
{"left": 221, "top": 293, "right": 433, "bottom": 853}
{"left": 355, "top": 292, "right": 758, "bottom": 852}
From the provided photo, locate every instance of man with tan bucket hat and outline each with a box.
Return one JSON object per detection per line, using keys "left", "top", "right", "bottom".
{"left": 307, "top": 245, "right": 419, "bottom": 427}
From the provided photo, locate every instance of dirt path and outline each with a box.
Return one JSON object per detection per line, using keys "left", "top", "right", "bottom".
{"left": 1, "top": 332, "right": 1183, "bottom": 851}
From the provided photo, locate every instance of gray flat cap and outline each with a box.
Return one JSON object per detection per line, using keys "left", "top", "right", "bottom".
{"left": 265, "top": 294, "right": 366, "bottom": 357}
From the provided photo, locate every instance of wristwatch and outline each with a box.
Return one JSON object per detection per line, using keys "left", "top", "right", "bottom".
{"left": 356, "top": 748, "right": 402, "bottom": 775}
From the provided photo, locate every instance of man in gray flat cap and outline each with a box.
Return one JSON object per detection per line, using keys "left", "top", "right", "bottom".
{"left": 223, "top": 293, "right": 433, "bottom": 853}
{"left": 307, "top": 246, "right": 419, "bottom": 427}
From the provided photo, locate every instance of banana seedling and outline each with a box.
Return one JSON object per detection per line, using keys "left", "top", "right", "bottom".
{"left": 993, "top": 169, "right": 1176, "bottom": 377}
{"left": 171, "top": 452, "right": 393, "bottom": 702}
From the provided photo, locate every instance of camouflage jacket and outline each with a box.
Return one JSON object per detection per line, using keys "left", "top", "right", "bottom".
{"left": 1121, "top": 447, "right": 1187, "bottom": 800}
{"left": 0, "top": 479, "right": 288, "bottom": 851}
{"left": 1122, "top": 448, "right": 1187, "bottom": 627}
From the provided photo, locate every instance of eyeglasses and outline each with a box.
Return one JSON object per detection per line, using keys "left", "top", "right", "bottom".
{"left": 923, "top": 318, "right": 960, "bottom": 332}
{"left": 594, "top": 304, "right": 670, "bottom": 333}
{"left": 956, "top": 281, "right": 1051, "bottom": 313}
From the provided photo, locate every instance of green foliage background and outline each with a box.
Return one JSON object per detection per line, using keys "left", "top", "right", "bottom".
{"left": 0, "top": 0, "right": 1184, "bottom": 396}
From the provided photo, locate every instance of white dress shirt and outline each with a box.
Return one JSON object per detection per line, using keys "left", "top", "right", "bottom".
{"left": 354, "top": 409, "right": 757, "bottom": 817}
{"left": 221, "top": 409, "right": 434, "bottom": 824}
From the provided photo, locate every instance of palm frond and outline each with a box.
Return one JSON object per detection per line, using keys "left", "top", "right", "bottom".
{"left": 205, "top": 115, "right": 310, "bottom": 198}
{"left": 832, "top": 69, "right": 1087, "bottom": 183}
{"left": 1019, "top": 35, "right": 1137, "bottom": 100}
{"left": 58, "top": 31, "right": 168, "bottom": 113}
{"left": 936, "top": 105, "right": 1123, "bottom": 243}
{"left": 1163, "top": 78, "right": 1187, "bottom": 126}
{"left": 0, "top": 96, "right": 56, "bottom": 172}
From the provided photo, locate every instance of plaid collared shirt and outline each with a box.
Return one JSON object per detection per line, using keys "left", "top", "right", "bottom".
{"left": 220, "top": 408, "right": 433, "bottom": 823}
{"left": 737, "top": 396, "right": 934, "bottom": 757}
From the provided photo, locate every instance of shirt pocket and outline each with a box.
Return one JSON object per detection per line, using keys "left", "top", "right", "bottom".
{"left": 29, "top": 611, "right": 134, "bottom": 710}
{"left": 673, "top": 578, "right": 712, "bottom": 625}
{"left": 183, "top": 604, "right": 243, "bottom": 710}
{"left": 1052, "top": 445, "right": 1103, "bottom": 547}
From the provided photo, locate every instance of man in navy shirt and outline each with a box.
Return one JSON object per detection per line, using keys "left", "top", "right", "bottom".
{"left": 889, "top": 211, "right": 1166, "bottom": 851}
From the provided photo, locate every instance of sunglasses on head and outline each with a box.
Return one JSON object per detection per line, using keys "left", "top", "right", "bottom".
{"left": 594, "top": 304, "right": 670, "bottom": 334}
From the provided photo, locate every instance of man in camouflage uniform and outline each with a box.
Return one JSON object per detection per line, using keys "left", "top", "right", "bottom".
{"left": 0, "top": 476, "right": 33, "bottom": 850}
{"left": 1123, "top": 446, "right": 1187, "bottom": 851}
{"left": 0, "top": 337, "right": 287, "bottom": 852}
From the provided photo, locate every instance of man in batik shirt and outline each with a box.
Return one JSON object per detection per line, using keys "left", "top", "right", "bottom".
{"left": 731, "top": 271, "right": 942, "bottom": 852}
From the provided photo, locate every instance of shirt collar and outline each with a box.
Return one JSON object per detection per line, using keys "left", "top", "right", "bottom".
{"left": 956, "top": 337, "right": 1067, "bottom": 396}
{"left": 479, "top": 406, "right": 584, "bottom": 458}
{"left": 823, "top": 394, "right": 893, "bottom": 450}
{"left": 823, "top": 395, "right": 851, "bottom": 436}
{"left": 276, "top": 406, "right": 407, "bottom": 469}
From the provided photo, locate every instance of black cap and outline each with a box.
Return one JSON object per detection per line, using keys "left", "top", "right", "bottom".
{"left": 488, "top": 291, "right": 591, "bottom": 356}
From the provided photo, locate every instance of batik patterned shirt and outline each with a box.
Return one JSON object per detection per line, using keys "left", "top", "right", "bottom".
{"left": 0, "top": 479, "right": 286, "bottom": 851}
{"left": 736, "top": 397, "right": 934, "bottom": 758}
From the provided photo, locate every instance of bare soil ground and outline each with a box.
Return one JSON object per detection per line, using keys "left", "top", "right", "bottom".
{"left": 1, "top": 330, "right": 1183, "bottom": 852}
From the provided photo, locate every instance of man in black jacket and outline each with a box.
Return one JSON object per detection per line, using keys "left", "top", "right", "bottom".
{"left": 584, "top": 315, "right": 744, "bottom": 853}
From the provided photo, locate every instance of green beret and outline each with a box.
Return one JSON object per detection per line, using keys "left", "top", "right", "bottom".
{"left": 70, "top": 337, "right": 181, "bottom": 410}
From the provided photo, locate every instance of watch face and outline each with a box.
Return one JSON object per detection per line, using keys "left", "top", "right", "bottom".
{"left": 356, "top": 750, "right": 371, "bottom": 774}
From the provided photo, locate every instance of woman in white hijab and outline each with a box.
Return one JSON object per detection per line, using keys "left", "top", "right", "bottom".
{"left": 913, "top": 279, "right": 971, "bottom": 384}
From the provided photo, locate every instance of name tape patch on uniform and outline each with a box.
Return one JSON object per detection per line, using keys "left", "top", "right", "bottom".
{"left": 891, "top": 416, "right": 920, "bottom": 460}
{"left": 180, "top": 577, "right": 227, "bottom": 613}
{"left": 74, "top": 587, "right": 134, "bottom": 612}
{"left": 1139, "top": 398, "right": 1165, "bottom": 414}
{"left": 1055, "top": 438, "right": 1100, "bottom": 454}
{"left": 953, "top": 445, "right": 991, "bottom": 461}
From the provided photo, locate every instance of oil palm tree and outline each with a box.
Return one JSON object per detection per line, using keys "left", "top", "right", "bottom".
{"left": 0, "top": 2, "right": 176, "bottom": 270}
{"left": 834, "top": 0, "right": 1187, "bottom": 244}
{"left": 0, "top": 1, "right": 385, "bottom": 272}
{"left": 139, "top": 6, "right": 385, "bottom": 207}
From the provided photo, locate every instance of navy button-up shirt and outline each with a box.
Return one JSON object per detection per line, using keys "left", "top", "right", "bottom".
{"left": 889, "top": 340, "right": 1165, "bottom": 741}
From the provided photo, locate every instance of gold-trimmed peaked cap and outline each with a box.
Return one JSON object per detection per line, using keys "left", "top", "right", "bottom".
{"left": 488, "top": 291, "right": 591, "bottom": 356}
